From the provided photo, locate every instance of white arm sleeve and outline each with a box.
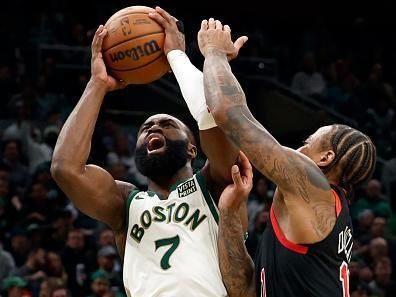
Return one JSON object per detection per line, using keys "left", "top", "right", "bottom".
{"left": 167, "top": 50, "right": 217, "bottom": 130}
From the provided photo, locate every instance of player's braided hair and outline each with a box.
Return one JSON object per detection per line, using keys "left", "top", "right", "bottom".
{"left": 321, "top": 124, "right": 376, "bottom": 198}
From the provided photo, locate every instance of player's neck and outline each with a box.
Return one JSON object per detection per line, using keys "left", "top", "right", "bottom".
{"left": 325, "top": 172, "right": 339, "bottom": 187}
{"left": 147, "top": 166, "right": 193, "bottom": 199}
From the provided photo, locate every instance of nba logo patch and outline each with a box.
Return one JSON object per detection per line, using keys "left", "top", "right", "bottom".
{"left": 178, "top": 180, "right": 197, "bottom": 198}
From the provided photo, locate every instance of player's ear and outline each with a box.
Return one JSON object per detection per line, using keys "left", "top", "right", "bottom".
{"left": 187, "top": 143, "right": 197, "bottom": 159}
{"left": 318, "top": 150, "right": 335, "bottom": 167}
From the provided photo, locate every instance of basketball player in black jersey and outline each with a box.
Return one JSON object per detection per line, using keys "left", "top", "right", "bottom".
{"left": 198, "top": 20, "right": 377, "bottom": 297}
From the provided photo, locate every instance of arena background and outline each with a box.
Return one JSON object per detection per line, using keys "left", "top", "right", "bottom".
{"left": 0, "top": 0, "right": 395, "bottom": 296}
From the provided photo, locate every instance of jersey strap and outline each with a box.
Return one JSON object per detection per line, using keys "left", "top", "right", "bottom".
{"left": 330, "top": 185, "right": 346, "bottom": 218}
{"left": 270, "top": 207, "right": 308, "bottom": 255}
{"left": 195, "top": 171, "right": 219, "bottom": 224}
{"left": 125, "top": 189, "right": 141, "bottom": 233}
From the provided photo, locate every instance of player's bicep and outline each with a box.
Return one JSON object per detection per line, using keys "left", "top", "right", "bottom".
{"left": 276, "top": 148, "right": 331, "bottom": 199}
{"left": 199, "top": 127, "right": 239, "bottom": 186}
{"left": 215, "top": 105, "right": 330, "bottom": 199}
{"left": 54, "top": 164, "right": 128, "bottom": 230}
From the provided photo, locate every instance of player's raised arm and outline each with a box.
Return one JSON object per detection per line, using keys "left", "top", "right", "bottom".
{"left": 218, "top": 151, "right": 256, "bottom": 297}
{"left": 148, "top": 8, "right": 248, "bottom": 196}
{"left": 198, "top": 21, "right": 331, "bottom": 202}
{"left": 51, "top": 25, "right": 133, "bottom": 232}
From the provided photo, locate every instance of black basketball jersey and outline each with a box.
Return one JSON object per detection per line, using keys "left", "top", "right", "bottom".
{"left": 255, "top": 186, "right": 353, "bottom": 297}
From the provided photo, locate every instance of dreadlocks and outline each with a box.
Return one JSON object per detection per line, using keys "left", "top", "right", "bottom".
{"left": 321, "top": 124, "right": 376, "bottom": 198}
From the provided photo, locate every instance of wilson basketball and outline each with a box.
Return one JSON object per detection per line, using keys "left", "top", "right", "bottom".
{"left": 102, "top": 6, "right": 170, "bottom": 84}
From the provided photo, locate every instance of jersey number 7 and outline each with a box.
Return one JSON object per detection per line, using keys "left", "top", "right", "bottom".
{"left": 155, "top": 235, "right": 180, "bottom": 270}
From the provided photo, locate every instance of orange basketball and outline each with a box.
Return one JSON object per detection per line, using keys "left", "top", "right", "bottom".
{"left": 102, "top": 6, "right": 170, "bottom": 84}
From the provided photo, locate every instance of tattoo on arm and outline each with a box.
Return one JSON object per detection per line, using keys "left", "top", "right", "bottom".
{"left": 203, "top": 55, "right": 330, "bottom": 203}
{"left": 219, "top": 209, "right": 255, "bottom": 297}
{"left": 310, "top": 199, "right": 337, "bottom": 238}
{"left": 221, "top": 105, "right": 329, "bottom": 204}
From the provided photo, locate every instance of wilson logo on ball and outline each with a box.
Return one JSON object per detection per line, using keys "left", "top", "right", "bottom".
{"left": 109, "top": 40, "right": 161, "bottom": 62}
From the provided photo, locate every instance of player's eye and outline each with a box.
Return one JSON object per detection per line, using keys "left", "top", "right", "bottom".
{"left": 163, "top": 123, "right": 174, "bottom": 128}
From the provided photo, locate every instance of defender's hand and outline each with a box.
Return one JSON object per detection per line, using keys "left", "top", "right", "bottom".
{"left": 148, "top": 6, "right": 185, "bottom": 55}
{"left": 198, "top": 18, "right": 248, "bottom": 60}
{"left": 91, "top": 25, "right": 126, "bottom": 92}
{"left": 219, "top": 151, "right": 253, "bottom": 211}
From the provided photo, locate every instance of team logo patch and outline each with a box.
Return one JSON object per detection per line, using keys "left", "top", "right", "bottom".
{"left": 178, "top": 180, "right": 197, "bottom": 198}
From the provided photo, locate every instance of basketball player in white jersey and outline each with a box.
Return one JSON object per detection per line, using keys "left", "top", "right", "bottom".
{"left": 51, "top": 6, "right": 248, "bottom": 297}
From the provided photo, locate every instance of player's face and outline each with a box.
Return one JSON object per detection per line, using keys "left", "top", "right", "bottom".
{"left": 136, "top": 114, "right": 190, "bottom": 154}
{"left": 297, "top": 126, "right": 333, "bottom": 164}
{"left": 135, "top": 114, "right": 193, "bottom": 181}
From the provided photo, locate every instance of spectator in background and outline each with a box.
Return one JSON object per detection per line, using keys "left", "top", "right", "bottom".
{"left": 0, "top": 170, "right": 23, "bottom": 235}
{"left": 1, "top": 140, "right": 30, "bottom": 194}
{"left": 0, "top": 64, "right": 18, "bottom": 118}
{"left": 50, "top": 287, "right": 70, "bottom": 297}
{"left": 60, "top": 229, "right": 91, "bottom": 297}
{"left": 361, "top": 89, "right": 395, "bottom": 157}
{"left": 1, "top": 276, "right": 31, "bottom": 297}
{"left": 0, "top": 241, "right": 15, "bottom": 280}
{"left": 363, "top": 237, "right": 389, "bottom": 268}
{"left": 381, "top": 152, "right": 396, "bottom": 199}
{"left": 106, "top": 133, "right": 146, "bottom": 187}
{"left": 19, "top": 122, "right": 57, "bottom": 174}
{"left": 358, "top": 217, "right": 387, "bottom": 246}
{"left": 7, "top": 229, "right": 30, "bottom": 267}
{"left": 291, "top": 52, "right": 326, "bottom": 99}
{"left": 247, "top": 176, "right": 272, "bottom": 231}
{"left": 14, "top": 248, "right": 47, "bottom": 295}
{"left": 96, "top": 246, "right": 122, "bottom": 291}
{"left": 359, "top": 263, "right": 374, "bottom": 287}
{"left": 354, "top": 209, "right": 375, "bottom": 238}
{"left": 245, "top": 210, "right": 269, "bottom": 258}
{"left": 351, "top": 179, "right": 392, "bottom": 219}
{"left": 325, "top": 59, "right": 360, "bottom": 115}
{"left": 46, "top": 209, "right": 74, "bottom": 252}
{"left": 31, "top": 162, "right": 65, "bottom": 208}
{"left": 35, "top": 75, "right": 64, "bottom": 121}
{"left": 96, "top": 228, "right": 115, "bottom": 249}
{"left": 349, "top": 258, "right": 366, "bottom": 292}
{"left": 39, "top": 277, "right": 64, "bottom": 297}
{"left": 26, "top": 223, "right": 48, "bottom": 251}
{"left": 6, "top": 78, "right": 36, "bottom": 125}
{"left": 351, "top": 284, "right": 372, "bottom": 297}
{"left": 46, "top": 252, "right": 68, "bottom": 284}
{"left": 358, "top": 64, "right": 395, "bottom": 111}
{"left": 23, "top": 182, "right": 54, "bottom": 224}
{"left": 45, "top": 279, "right": 71, "bottom": 297}
{"left": 369, "top": 257, "right": 396, "bottom": 297}
{"left": 85, "top": 270, "right": 111, "bottom": 297}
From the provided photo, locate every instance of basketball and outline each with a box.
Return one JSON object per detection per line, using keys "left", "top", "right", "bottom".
{"left": 102, "top": 6, "right": 170, "bottom": 84}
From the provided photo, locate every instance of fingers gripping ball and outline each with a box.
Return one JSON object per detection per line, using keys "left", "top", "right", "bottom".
{"left": 102, "top": 6, "right": 170, "bottom": 84}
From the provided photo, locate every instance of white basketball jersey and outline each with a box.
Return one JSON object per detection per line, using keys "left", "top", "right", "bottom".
{"left": 123, "top": 171, "right": 227, "bottom": 297}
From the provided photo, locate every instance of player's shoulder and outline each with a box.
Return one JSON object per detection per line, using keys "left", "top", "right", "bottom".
{"left": 196, "top": 164, "right": 213, "bottom": 187}
{"left": 115, "top": 180, "right": 138, "bottom": 201}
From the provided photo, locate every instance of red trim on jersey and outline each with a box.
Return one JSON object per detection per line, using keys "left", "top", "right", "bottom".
{"left": 332, "top": 189, "right": 342, "bottom": 217}
{"left": 270, "top": 207, "right": 308, "bottom": 255}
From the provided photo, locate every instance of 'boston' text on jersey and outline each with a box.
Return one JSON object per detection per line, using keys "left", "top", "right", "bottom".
{"left": 130, "top": 201, "right": 207, "bottom": 243}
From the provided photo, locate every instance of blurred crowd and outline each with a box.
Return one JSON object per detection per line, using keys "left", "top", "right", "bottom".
{"left": 0, "top": 1, "right": 396, "bottom": 297}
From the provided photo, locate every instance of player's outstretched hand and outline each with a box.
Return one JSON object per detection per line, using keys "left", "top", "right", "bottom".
{"left": 198, "top": 18, "right": 248, "bottom": 61}
{"left": 91, "top": 25, "right": 126, "bottom": 92}
{"left": 219, "top": 151, "right": 253, "bottom": 211}
{"left": 148, "top": 6, "right": 185, "bottom": 55}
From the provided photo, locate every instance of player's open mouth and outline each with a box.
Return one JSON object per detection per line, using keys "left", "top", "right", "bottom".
{"left": 146, "top": 134, "right": 166, "bottom": 154}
